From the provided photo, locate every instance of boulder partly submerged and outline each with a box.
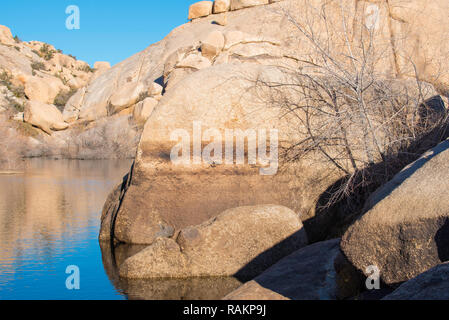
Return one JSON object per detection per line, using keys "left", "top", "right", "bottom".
{"left": 118, "top": 205, "right": 308, "bottom": 280}
{"left": 101, "top": 62, "right": 320, "bottom": 245}
{"left": 383, "top": 263, "right": 449, "bottom": 300}
{"left": 341, "top": 139, "right": 449, "bottom": 286}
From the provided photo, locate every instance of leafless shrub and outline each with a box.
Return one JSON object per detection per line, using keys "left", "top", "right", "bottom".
{"left": 0, "top": 115, "right": 29, "bottom": 170}
{"left": 61, "top": 115, "right": 142, "bottom": 159}
{"left": 54, "top": 89, "right": 77, "bottom": 111}
{"left": 258, "top": 2, "right": 449, "bottom": 215}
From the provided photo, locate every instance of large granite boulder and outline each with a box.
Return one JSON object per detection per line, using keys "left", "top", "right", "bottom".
{"left": 100, "top": 62, "right": 323, "bottom": 245}
{"left": 213, "top": 0, "right": 231, "bottom": 13}
{"left": 341, "top": 139, "right": 449, "bottom": 285}
{"left": 383, "top": 263, "right": 449, "bottom": 300}
{"left": 108, "top": 82, "right": 146, "bottom": 115}
{"left": 230, "top": 0, "right": 269, "bottom": 11}
{"left": 118, "top": 205, "right": 308, "bottom": 279}
{"left": 62, "top": 87, "right": 86, "bottom": 123}
{"left": 188, "top": 1, "right": 213, "bottom": 20}
{"left": 0, "top": 25, "right": 15, "bottom": 46}
{"left": 24, "top": 100, "right": 68, "bottom": 134}
{"left": 24, "top": 75, "right": 68, "bottom": 105}
{"left": 133, "top": 97, "right": 158, "bottom": 124}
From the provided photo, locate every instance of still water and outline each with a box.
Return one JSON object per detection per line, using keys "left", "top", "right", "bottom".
{"left": 0, "top": 159, "right": 242, "bottom": 300}
{"left": 0, "top": 159, "right": 132, "bottom": 300}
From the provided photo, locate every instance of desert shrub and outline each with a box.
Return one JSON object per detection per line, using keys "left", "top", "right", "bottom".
{"left": 31, "top": 61, "right": 46, "bottom": 71}
{"left": 54, "top": 89, "right": 77, "bottom": 111}
{"left": 62, "top": 115, "right": 142, "bottom": 159}
{"left": 252, "top": 3, "right": 449, "bottom": 240}
{"left": 11, "top": 120, "right": 39, "bottom": 138}
{"left": 5, "top": 98, "right": 24, "bottom": 112}
{"left": 0, "top": 116, "right": 29, "bottom": 170}
{"left": 39, "top": 44, "right": 55, "bottom": 61}
{"left": 78, "top": 65, "right": 94, "bottom": 73}
{"left": 137, "top": 91, "right": 148, "bottom": 103}
{"left": 0, "top": 71, "right": 11, "bottom": 86}
{"left": 10, "top": 85, "right": 25, "bottom": 99}
{"left": 13, "top": 35, "right": 20, "bottom": 43}
{"left": 0, "top": 71, "right": 25, "bottom": 98}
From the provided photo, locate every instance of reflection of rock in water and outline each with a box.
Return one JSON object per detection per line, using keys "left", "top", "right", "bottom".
{"left": 123, "top": 277, "right": 243, "bottom": 300}
{"left": 99, "top": 241, "right": 147, "bottom": 296}
{"left": 99, "top": 241, "right": 242, "bottom": 300}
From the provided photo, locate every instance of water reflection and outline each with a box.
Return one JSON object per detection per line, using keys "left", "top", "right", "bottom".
{"left": 0, "top": 159, "right": 132, "bottom": 300}
{"left": 99, "top": 241, "right": 243, "bottom": 300}
{"left": 0, "top": 158, "right": 242, "bottom": 300}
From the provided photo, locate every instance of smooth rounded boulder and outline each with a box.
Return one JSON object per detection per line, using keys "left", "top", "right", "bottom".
{"left": 101, "top": 63, "right": 318, "bottom": 245}
{"left": 24, "top": 100, "right": 68, "bottom": 134}
{"left": 188, "top": 1, "right": 213, "bottom": 20}
{"left": 213, "top": 0, "right": 231, "bottom": 13}
{"left": 108, "top": 82, "right": 146, "bottom": 114}
{"left": 119, "top": 205, "right": 308, "bottom": 279}
{"left": 230, "top": 0, "right": 269, "bottom": 11}
{"left": 133, "top": 97, "right": 158, "bottom": 124}
{"left": 0, "top": 25, "right": 15, "bottom": 45}
{"left": 24, "top": 76, "right": 68, "bottom": 105}
{"left": 341, "top": 139, "right": 449, "bottom": 285}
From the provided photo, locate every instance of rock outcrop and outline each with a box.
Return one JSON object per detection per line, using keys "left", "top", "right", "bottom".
{"left": 0, "top": 27, "right": 95, "bottom": 143}
{"left": 133, "top": 97, "right": 158, "bottom": 124}
{"left": 118, "top": 205, "right": 307, "bottom": 279}
{"left": 341, "top": 139, "right": 449, "bottom": 285}
{"left": 224, "top": 239, "right": 360, "bottom": 300}
{"left": 0, "top": 25, "right": 15, "bottom": 46}
{"left": 101, "top": 62, "right": 317, "bottom": 245}
{"left": 383, "top": 263, "right": 449, "bottom": 300}
{"left": 94, "top": 0, "right": 449, "bottom": 246}
{"left": 189, "top": 1, "right": 214, "bottom": 20}
{"left": 24, "top": 75, "right": 69, "bottom": 105}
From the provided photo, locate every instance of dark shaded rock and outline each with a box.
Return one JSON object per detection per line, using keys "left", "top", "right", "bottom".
{"left": 341, "top": 140, "right": 449, "bottom": 285}
{"left": 224, "top": 239, "right": 361, "bottom": 300}
{"left": 383, "top": 263, "right": 449, "bottom": 300}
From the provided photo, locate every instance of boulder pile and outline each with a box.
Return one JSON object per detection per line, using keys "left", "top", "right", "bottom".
{"left": 188, "top": 0, "right": 283, "bottom": 20}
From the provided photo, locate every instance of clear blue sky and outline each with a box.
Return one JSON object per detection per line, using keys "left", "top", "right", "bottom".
{"left": 0, "top": 0, "right": 199, "bottom": 66}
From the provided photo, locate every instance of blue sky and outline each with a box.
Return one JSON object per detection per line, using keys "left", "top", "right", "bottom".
{"left": 0, "top": 0, "right": 199, "bottom": 66}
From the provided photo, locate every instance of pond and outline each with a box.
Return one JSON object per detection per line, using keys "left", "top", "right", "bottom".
{"left": 0, "top": 159, "right": 241, "bottom": 300}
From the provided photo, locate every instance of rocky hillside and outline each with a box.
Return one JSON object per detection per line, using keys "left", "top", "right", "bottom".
{"left": 95, "top": 0, "right": 448, "bottom": 300}
{"left": 1, "top": 0, "right": 449, "bottom": 299}
{"left": 0, "top": 25, "right": 138, "bottom": 166}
